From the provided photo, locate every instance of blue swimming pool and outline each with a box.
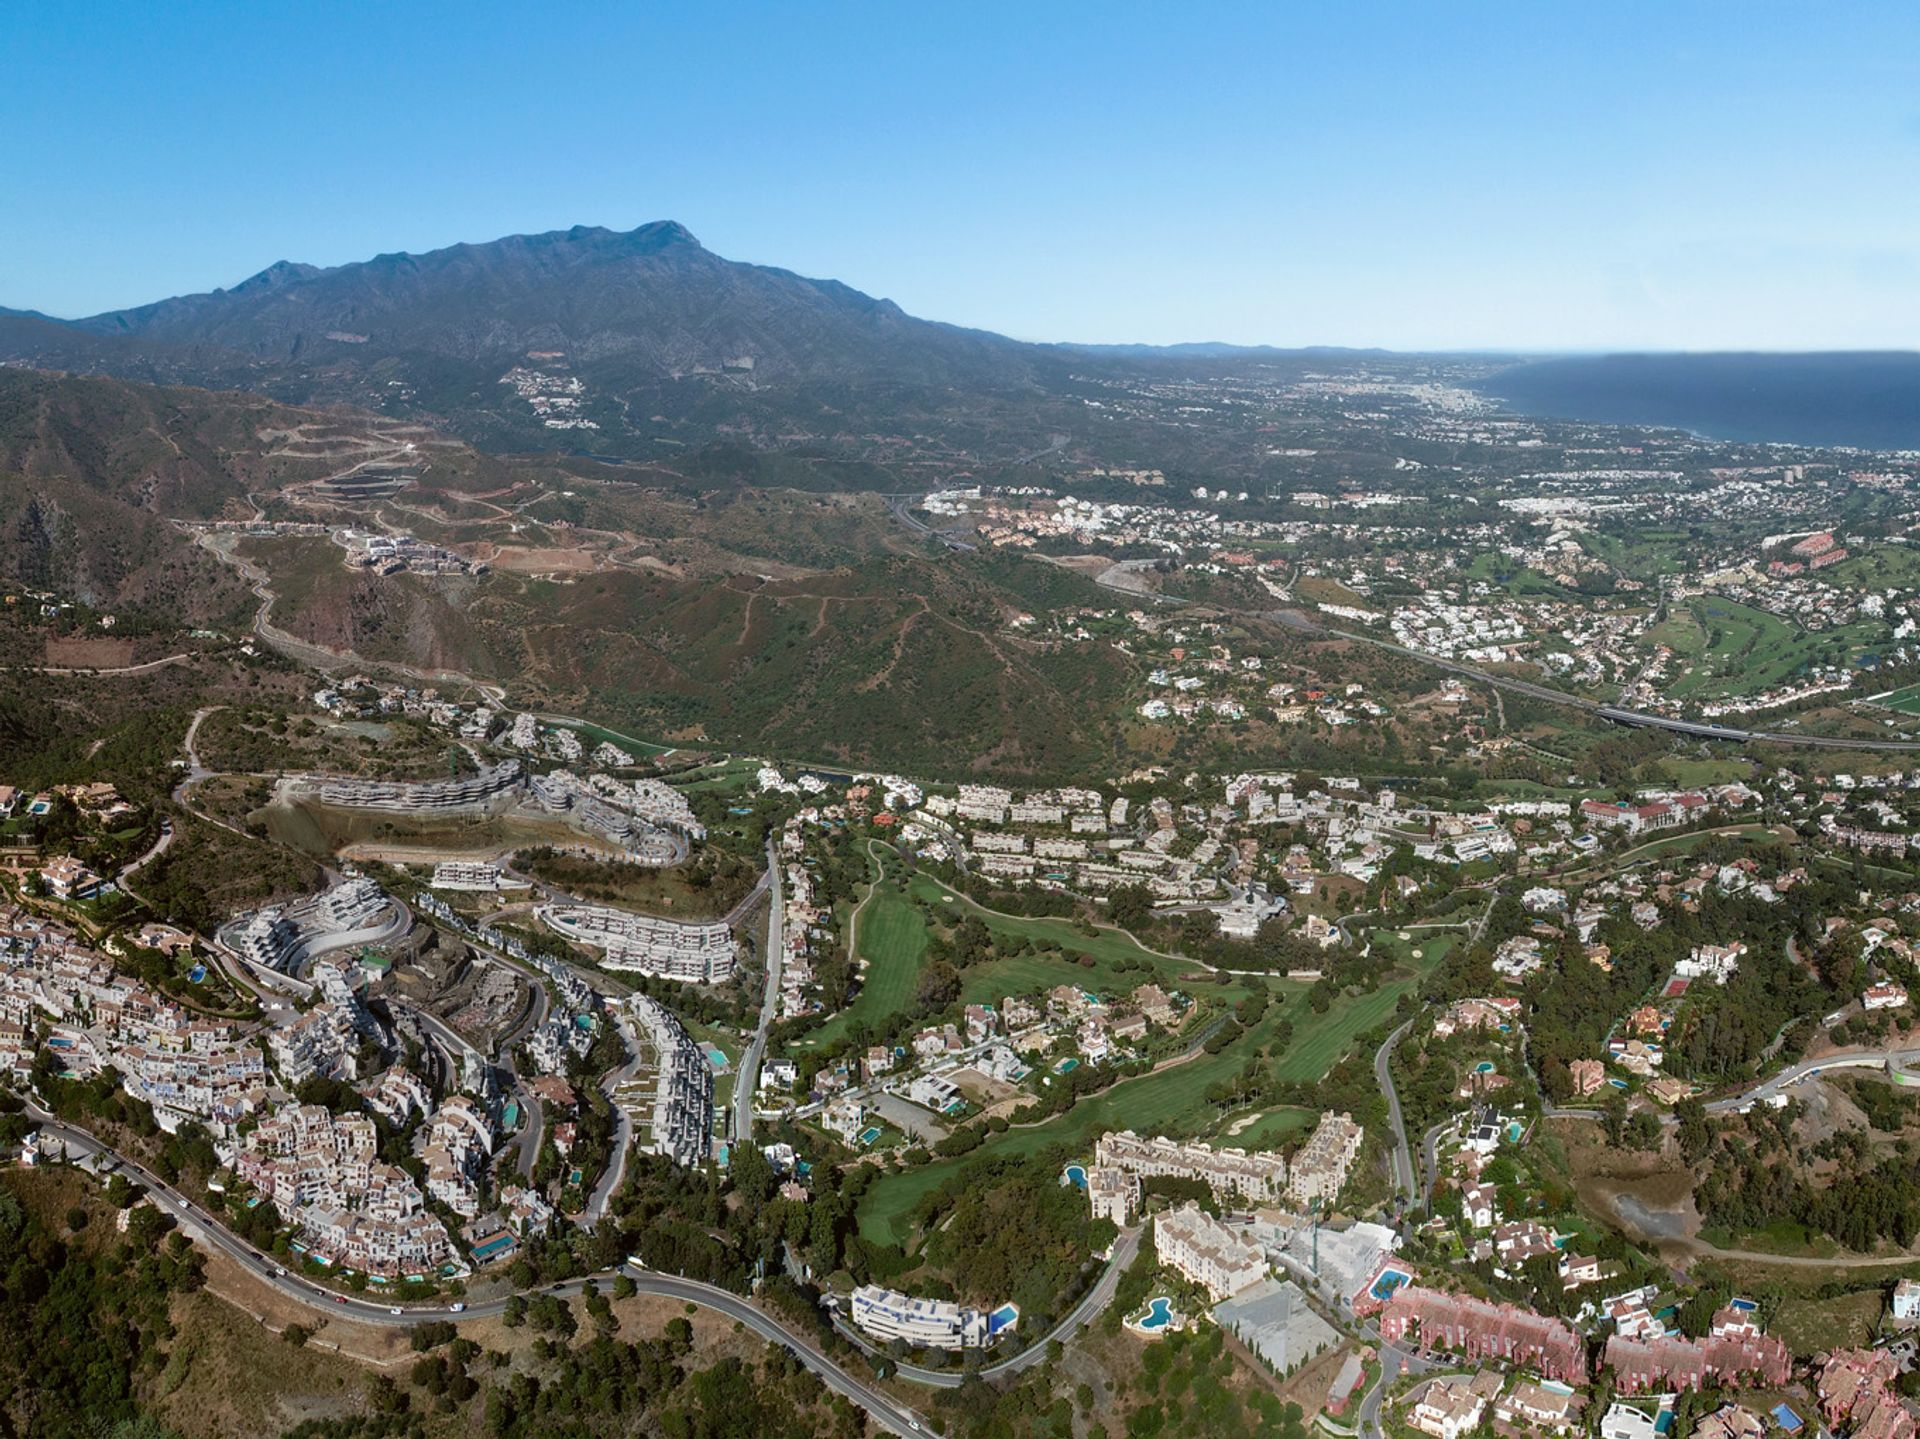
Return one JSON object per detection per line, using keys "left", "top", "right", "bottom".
{"left": 1133, "top": 1297, "right": 1174, "bottom": 1331}
{"left": 858, "top": 1127, "right": 883, "bottom": 1146}
{"left": 988, "top": 1303, "right": 1019, "bottom": 1335}
{"left": 188, "top": 964, "right": 207, "bottom": 984}
{"left": 1063, "top": 1164, "right": 1087, "bottom": 1190}
{"left": 1370, "top": 1267, "right": 1412, "bottom": 1302}
{"left": 1055, "top": 1057, "right": 1079, "bottom": 1074}
{"left": 1475, "top": 1061, "right": 1495, "bottom": 1073}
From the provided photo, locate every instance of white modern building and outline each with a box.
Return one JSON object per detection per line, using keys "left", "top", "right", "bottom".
{"left": 849, "top": 1285, "right": 991, "bottom": 1349}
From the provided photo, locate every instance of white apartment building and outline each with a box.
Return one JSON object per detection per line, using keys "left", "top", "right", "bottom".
{"left": 1287, "top": 1111, "right": 1364, "bottom": 1209}
{"left": 1153, "top": 1203, "right": 1266, "bottom": 1301}
{"left": 539, "top": 903, "right": 737, "bottom": 984}
{"left": 849, "top": 1285, "right": 991, "bottom": 1349}
{"left": 1094, "top": 1130, "right": 1287, "bottom": 1204}
{"left": 1087, "top": 1164, "right": 1140, "bottom": 1225}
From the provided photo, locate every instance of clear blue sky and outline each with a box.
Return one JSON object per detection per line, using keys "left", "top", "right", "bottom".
{"left": 5, "top": 2, "right": 1918, "bottom": 350}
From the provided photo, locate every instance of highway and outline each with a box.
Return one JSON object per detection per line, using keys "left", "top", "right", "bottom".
{"left": 25, "top": 1102, "right": 930, "bottom": 1434}
{"left": 1267, "top": 609, "right": 1920, "bottom": 754}
{"left": 732, "top": 839, "right": 783, "bottom": 1146}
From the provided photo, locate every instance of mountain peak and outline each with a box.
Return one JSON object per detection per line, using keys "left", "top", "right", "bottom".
{"left": 226, "top": 259, "right": 322, "bottom": 296}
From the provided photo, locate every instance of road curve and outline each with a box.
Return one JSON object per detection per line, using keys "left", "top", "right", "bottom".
{"left": 1375, "top": 1019, "right": 1417, "bottom": 1205}
{"left": 25, "top": 1104, "right": 928, "bottom": 1434}
{"left": 840, "top": 1225, "right": 1143, "bottom": 1388}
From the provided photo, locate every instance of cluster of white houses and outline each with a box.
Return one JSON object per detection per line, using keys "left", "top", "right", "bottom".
{"left": 237, "top": 1104, "right": 462, "bottom": 1277}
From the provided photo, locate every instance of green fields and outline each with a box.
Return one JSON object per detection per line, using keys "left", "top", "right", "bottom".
{"left": 855, "top": 931, "right": 1451, "bottom": 1245}
{"left": 800, "top": 864, "right": 931, "bottom": 1048}
{"left": 1870, "top": 683, "right": 1920, "bottom": 716}
{"left": 1671, "top": 595, "right": 1878, "bottom": 700}
{"left": 906, "top": 873, "right": 1191, "bottom": 987}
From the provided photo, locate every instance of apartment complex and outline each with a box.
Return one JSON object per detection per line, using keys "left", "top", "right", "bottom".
{"left": 238, "top": 1104, "right": 459, "bottom": 1276}
{"left": 1095, "top": 1130, "right": 1288, "bottom": 1205}
{"left": 1604, "top": 1331, "right": 1792, "bottom": 1394}
{"left": 317, "top": 760, "right": 523, "bottom": 813}
{"left": 1378, "top": 1288, "right": 1587, "bottom": 1384}
{"left": 622, "top": 995, "right": 713, "bottom": 1167}
{"left": 1087, "top": 1164, "right": 1140, "bottom": 1225}
{"left": 1287, "top": 1111, "right": 1364, "bottom": 1208}
{"left": 538, "top": 903, "right": 737, "bottom": 984}
{"left": 1153, "top": 1203, "right": 1267, "bottom": 1301}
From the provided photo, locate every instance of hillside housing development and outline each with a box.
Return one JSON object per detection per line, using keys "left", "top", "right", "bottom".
{"left": 537, "top": 903, "right": 738, "bottom": 984}
{"left": 1095, "top": 1130, "right": 1288, "bottom": 1205}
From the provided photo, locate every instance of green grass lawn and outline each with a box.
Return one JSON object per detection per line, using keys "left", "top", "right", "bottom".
{"left": 856, "top": 933, "right": 1450, "bottom": 1245}
{"left": 1672, "top": 596, "right": 1882, "bottom": 701}
{"left": 906, "top": 873, "right": 1190, "bottom": 983}
{"left": 1658, "top": 756, "right": 1755, "bottom": 787}
{"left": 1642, "top": 607, "right": 1708, "bottom": 659}
{"left": 1203, "top": 1105, "right": 1316, "bottom": 1148}
{"left": 799, "top": 875, "right": 931, "bottom": 1049}
{"left": 558, "top": 719, "right": 675, "bottom": 757}
{"left": 1870, "top": 682, "right": 1920, "bottom": 715}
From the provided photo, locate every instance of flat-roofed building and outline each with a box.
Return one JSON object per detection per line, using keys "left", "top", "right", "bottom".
{"left": 849, "top": 1285, "right": 990, "bottom": 1349}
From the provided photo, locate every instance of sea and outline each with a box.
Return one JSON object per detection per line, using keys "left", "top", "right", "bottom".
{"left": 1475, "top": 351, "right": 1920, "bottom": 452}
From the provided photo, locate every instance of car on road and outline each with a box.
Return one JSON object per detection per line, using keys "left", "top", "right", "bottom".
{"left": 449, "top": 1302, "right": 466, "bottom": 1312}
{"left": 333, "top": 1296, "right": 346, "bottom": 1304}
{"left": 389, "top": 1306, "right": 403, "bottom": 1315}
{"left": 275, "top": 1266, "right": 288, "bottom": 1276}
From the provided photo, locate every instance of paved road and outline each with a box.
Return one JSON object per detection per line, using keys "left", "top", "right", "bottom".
{"left": 116, "top": 817, "right": 176, "bottom": 888}
{"left": 492, "top": 964, "right": 551, "bottom": 1180}
{"left": 2, "top": 651, "right": 195, "bottom": 677}
{"left": 26, "top": 1103, "right": 928, "bottom": 1434}
{"left": 841, "top": 1225, "right": 1143, "bottom": 1388}
{"left": 1269, "top": 608, "right": 1920, "bottom": 754}
{"left": 733, "top": 840, "right": 783, "bottom": 1146}
{"left": 1375, "top": 1018, "right": 1417, "bottom": 1205}
{"left": 583, "top": 1013, "right": 644, "bottom": 1228}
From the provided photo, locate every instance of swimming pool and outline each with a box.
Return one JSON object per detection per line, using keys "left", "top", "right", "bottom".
{"left": 988, "top": 1303, "right": 1019, "bottom": 1335}
{"left": 1370, "top": 1267, "right": 1412, "bottom": 1302}
{"left": 1063, "top": 1164, "right": 1087, "bottom": 1189}
{"left": 1132, "top": 1297, "right": 1175, "bottom": 1332}
{"left": 1055, "top": 1057, "right": 1079, "bottom": 1074}
{"left": 706, "top": 1047, "right": 729, "bottom": 1070}
{"left": 188, "top": 964, "right": 207, "bottom": 984}
{"left": 858, "top": 1126, "right": 883, "bottom": 1146}
{"left": 1474, "top": 1061, "right": 1495, "bottom": 1073}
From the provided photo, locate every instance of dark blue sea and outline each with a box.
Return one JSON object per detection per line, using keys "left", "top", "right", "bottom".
{"left": 1475, "top": 352, "right": 1920, "bottom": 451}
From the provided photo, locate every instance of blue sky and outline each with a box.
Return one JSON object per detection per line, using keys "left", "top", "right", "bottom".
{"left": 5, "top": 2, "right": 1918, "bottom": 350}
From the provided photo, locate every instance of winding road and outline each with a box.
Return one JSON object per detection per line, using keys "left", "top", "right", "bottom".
{"left": 27, "top": 1102, "right": 930, "bottom": 1433}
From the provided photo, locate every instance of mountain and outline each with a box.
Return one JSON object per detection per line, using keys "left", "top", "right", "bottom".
{"left": 3, "top": 223, "right": 1068, "bottom": 455}
{"left": 0, "top": 367, "right": 525, "bottom": 621}
{"left": 71, "top": 222, "right": 1031, "bottom": 381}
